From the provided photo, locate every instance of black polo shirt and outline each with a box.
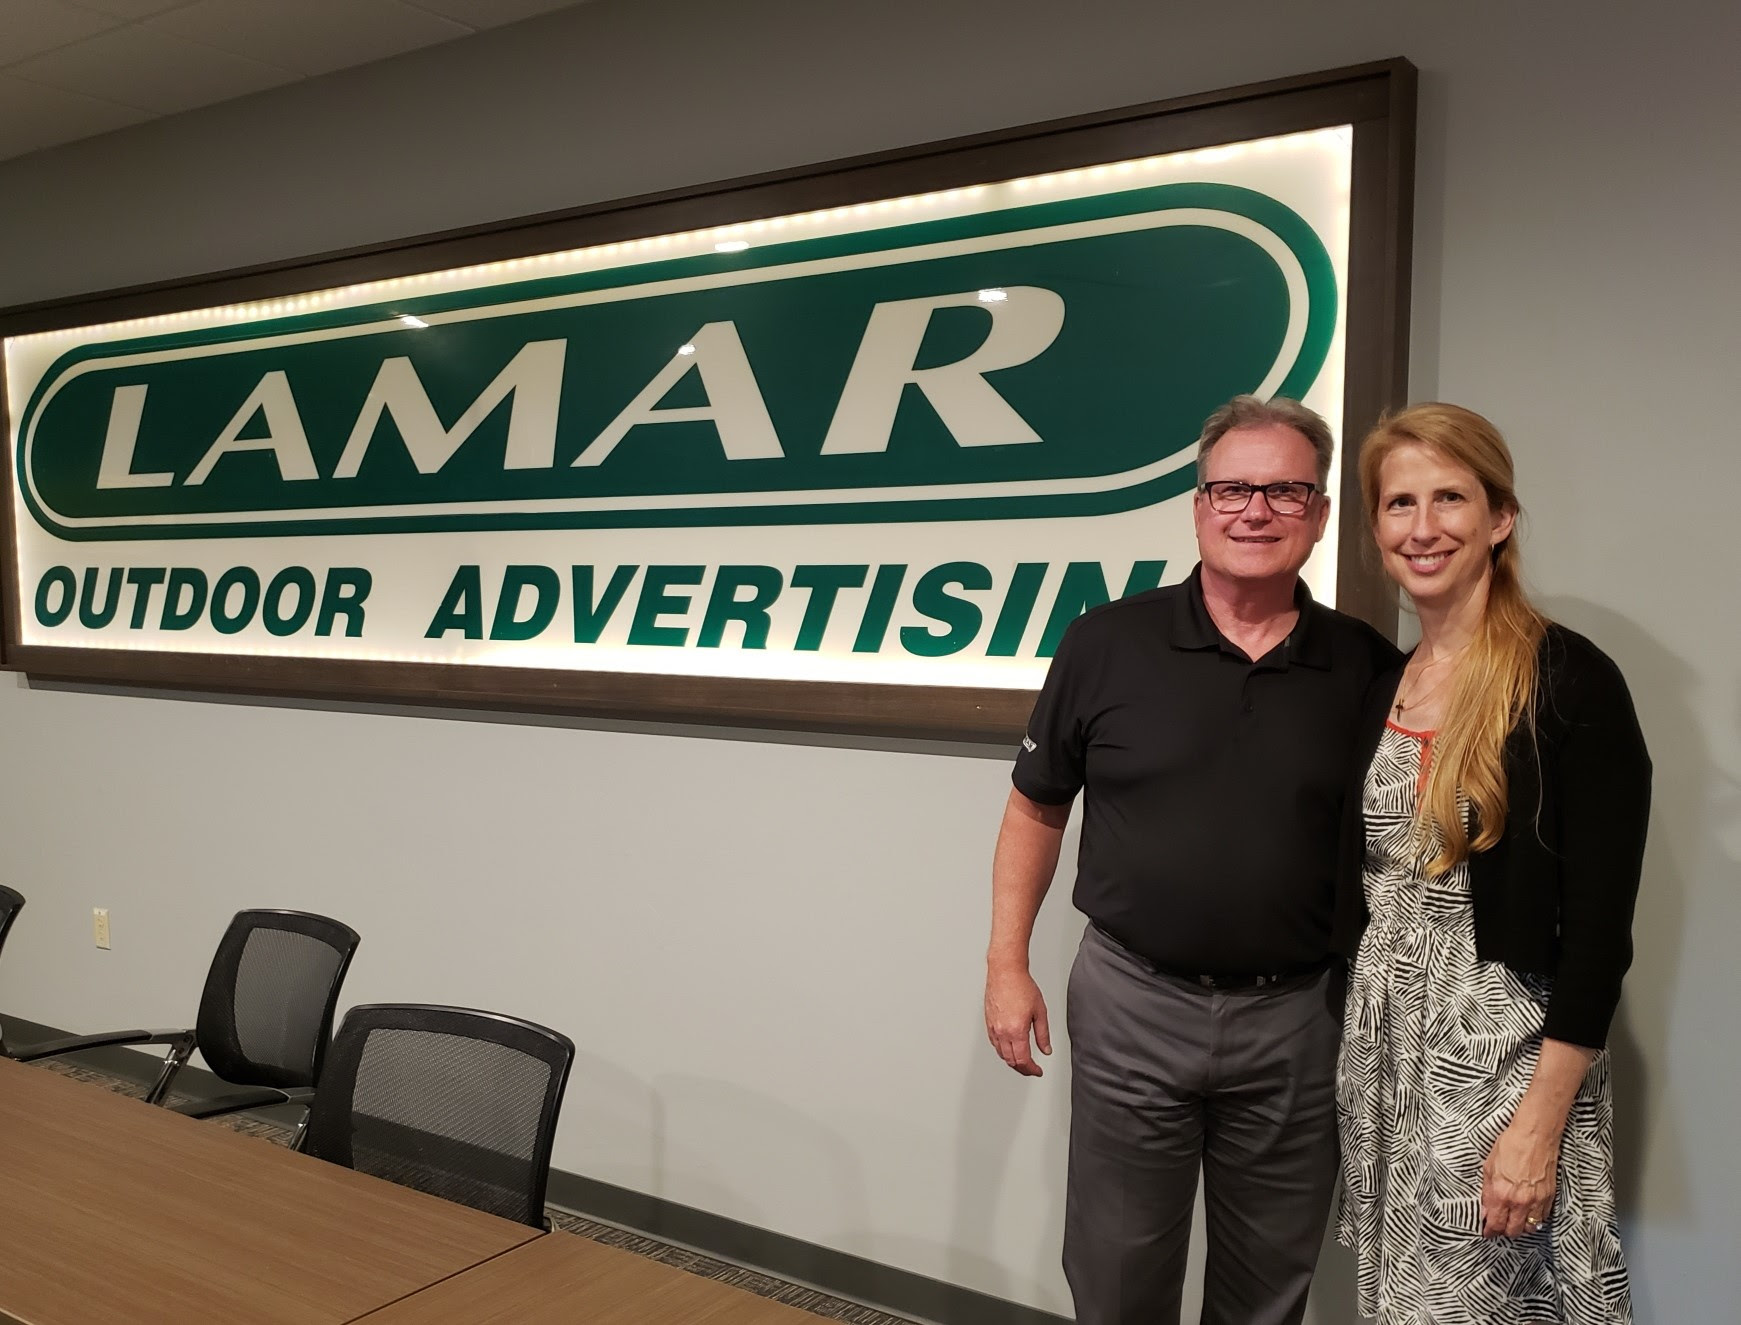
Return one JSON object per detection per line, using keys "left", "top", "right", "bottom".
{"left": 1013, "top": 563, "right": 1401, "bottom": 976}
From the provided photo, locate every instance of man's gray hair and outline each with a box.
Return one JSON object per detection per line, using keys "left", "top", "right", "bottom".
{"left": 1195, "top": 395, "right": 1335, "bottom": 487}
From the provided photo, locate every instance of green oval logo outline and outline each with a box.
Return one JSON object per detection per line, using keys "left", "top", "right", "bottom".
{"left": 16, "top": 182, "right": 1337, "bottom": 541}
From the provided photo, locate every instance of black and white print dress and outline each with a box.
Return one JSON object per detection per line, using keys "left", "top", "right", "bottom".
{"left": 1336, "top": 723, "right": 1631, "bottom": 1324}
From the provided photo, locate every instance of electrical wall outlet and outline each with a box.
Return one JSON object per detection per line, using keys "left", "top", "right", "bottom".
{"left": 92, "top": 907, "right": 110, "bottom": 950}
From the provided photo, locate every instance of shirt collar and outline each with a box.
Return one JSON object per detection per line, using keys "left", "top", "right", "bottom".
{"left": 1171, "top": 563, "right": 1334, "bottom": 669}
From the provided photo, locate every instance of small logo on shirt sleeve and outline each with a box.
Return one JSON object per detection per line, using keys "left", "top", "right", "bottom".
{"left": 1021, "top": 734, "right": 1037, "bottom": 753}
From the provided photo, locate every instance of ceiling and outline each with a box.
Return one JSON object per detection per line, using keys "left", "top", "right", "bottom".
{"left": 0, "top": 0, "right": 595, "bottom": 164}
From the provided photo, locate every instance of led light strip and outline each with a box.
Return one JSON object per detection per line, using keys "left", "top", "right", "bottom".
{"left": 6, "top": 128, "right": 1350, "bottom": 355}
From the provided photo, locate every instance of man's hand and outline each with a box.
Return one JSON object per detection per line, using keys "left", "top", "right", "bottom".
{"left": 985, "top": 964, "right": 1052, "bottom": 1076}
{"left": 985, "top": 787, "right": 1070, "bottom": 1078}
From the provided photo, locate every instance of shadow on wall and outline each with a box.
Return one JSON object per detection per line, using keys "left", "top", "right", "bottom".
{"left": 23, "top": 676, "right": 1014, "bottom": 764}
{"left": 1400, "top": 65, "right": 1449, "bottom": 409}
{"left": 648, "top": 1072, "right": 869, "bottom": 1256}
{"left": 1539, "top": 596, "right": 1703, "bottom": 1308}
{"left": 949, "top": 816, "right": 1079, "bottom": 1317}
{"left": 564, "top": 1048, "right": 667, "bottom": 1195}
{"left": 1304, "top": 1217, "right": 1358, "bottom": 1323}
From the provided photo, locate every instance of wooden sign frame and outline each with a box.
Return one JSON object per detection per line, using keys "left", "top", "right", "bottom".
{"left": 1, "top": 59, "right": 1413, "bottom": 740}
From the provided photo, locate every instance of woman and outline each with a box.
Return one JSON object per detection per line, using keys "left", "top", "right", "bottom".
{"left": 1333, "top": 403, "right": 1650, "bottom": 1324}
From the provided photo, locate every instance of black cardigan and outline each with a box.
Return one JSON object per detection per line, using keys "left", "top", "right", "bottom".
{"left": 1332, "top": 624, "right": 1652, "bottom": 1049}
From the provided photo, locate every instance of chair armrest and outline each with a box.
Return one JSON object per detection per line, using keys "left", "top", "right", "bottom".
{"left": 172, "top": 1087, "right": 313, "bottom": 1120}
{"left": 8, "top": 1028, "right": 194, "bottom": 1062}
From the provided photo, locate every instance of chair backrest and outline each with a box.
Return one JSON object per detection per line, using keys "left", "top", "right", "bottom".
{"left": 194, "top": 909, "right": 361, "bottom": 1090}
{"left": 0, "top": 886, "right": 22, "bottom": 1053}
{"left": 0, "top": 885, "right": 23, "bottom": 957}
{"left": 301, "top": 1003, "right": 574, "bottom": 1227}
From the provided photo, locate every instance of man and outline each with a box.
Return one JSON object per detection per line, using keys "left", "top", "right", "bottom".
{"left": 985, "top": 395, "right": 1401, "bottom": 1325}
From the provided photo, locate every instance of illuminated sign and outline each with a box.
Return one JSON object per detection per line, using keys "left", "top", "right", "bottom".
{"left": 19, "top": 184, "right": 1333, "bottom": 538}
{"left": 3, "top": 63, "right": 1415, "bottom": 736}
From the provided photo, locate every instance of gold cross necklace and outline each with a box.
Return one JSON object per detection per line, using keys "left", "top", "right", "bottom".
{"left": 1392, "top": 647, "right": 1467, "bottom": 721}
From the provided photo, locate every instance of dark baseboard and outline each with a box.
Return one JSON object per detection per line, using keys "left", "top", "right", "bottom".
{"left": 2, "top": 1013, "right": 1070, "bottom": 1325}
{"left": 545, "top": 1168, "right": 1071, "bottom": 1325}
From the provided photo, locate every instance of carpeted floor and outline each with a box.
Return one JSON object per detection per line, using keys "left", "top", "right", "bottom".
{"left": 33, "top": 1058, "right": 920, "bottom": 1325}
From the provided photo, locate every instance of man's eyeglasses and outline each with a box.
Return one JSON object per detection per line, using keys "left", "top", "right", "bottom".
{"left": 1198, "top": 480, "right": 1320, "bottom": 515}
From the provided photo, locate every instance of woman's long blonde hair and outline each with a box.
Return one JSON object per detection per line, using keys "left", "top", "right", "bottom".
{"left": 1358, "top": 404, "right": 1547, "bottom": 872}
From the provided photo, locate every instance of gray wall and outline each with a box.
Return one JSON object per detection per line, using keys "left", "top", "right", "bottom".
{"left": 2, "top": 0, "right": 1736, "bottom": 1317}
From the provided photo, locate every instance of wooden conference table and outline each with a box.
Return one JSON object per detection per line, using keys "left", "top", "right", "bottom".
{"left": 0, "top": 1056, "right": 538, "bottom": 1325}
{"left": 355, "top": 1232, "right": 825, "bottom": 1324}
{"left": 0, "top": 1057, "right": 827, "bottom": 1324}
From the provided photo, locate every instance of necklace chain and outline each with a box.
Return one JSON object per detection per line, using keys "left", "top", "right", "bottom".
{"left": 1393, "top": 646, "right": 1468, "bottom": 719}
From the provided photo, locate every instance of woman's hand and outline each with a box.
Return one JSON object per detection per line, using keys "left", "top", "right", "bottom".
{"left": 1480, "top": 1119, "right": 1560, "bottom": 1238}
{"left": 1480, "top": 1037, "right": 1597, "bottom": 1237}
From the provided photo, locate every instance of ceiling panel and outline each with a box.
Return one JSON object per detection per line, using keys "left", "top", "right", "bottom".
{"left": 2, "top": 0, "right": 124, "bottom": 63}
{"left": 0, "top": 0, "right": 596, "bottom": 163}
{"left": 0, "top": 70, "right": 152, "bottom": 160}
{"left": 143, "top": 0, "right": 472, "bottom": 78}
{"left": 57, "top": 0, "right": 198, "bottom": 17}
{"left": 401, "top": 0, "right": 587, "bottom": 26}
{"left": 7, "top": 23, "right": 290, "bottom": 114}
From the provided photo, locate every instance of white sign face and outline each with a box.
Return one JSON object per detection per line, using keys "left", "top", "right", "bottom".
{"left": 6, "top": 127, "right": 1352, "bottom": 693}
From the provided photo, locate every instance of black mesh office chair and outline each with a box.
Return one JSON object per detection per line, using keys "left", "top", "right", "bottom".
{"left": 0, "top": 885, "right": 23, "bottom": 958}
{"left": 298, "top": 1003, "right": 574, "bottom": 1228}
{"left": 8, "top": 909, "right": 359, "bottom": 1124}
{"left": 0, "top": 885, "right": 23, "bottom": 1055}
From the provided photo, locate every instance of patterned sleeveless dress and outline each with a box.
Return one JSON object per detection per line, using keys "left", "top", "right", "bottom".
{"left": 1336, "top": 723, "right": 1632, "bottom": 1323}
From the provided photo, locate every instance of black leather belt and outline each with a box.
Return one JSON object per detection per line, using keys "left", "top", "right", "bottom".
{"left": 1090, "top": 924, "right": 1335, "bottom": 991}
{"left": 1148, "top": 956, "right": 1334, "bottom": 990}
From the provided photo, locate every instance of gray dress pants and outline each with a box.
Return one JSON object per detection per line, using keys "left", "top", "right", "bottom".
{"left": 1064, "top": 923, "right": 1341, "bottom": 1325}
